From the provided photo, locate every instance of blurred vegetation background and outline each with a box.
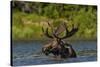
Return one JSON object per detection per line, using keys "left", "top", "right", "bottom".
{"left": 11, "top": 1, "right": 97, "bottom": 41}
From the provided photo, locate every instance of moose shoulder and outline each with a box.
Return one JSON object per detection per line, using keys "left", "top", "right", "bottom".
{"left": 42, "top": 22, "right": 78, "bottom": 58}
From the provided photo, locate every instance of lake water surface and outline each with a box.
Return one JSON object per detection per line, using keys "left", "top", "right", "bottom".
{"left": 12, "top": 40, "right": 97, "bottom": 66}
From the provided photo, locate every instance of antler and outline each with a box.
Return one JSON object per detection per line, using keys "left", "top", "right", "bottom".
{"left": 42, "top": 27, "right": 53, "bottom": 38}
{"left": 42, "top": 21, "right": 78, "bottom": 39}
{"left": 42, "top": 21, "right": 61, "bottom": 39}
{"left": 54, "top": 22, "right": 78, "bottom": 39}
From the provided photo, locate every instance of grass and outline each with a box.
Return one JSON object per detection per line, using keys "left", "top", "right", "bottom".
{"left": 12, "top": 11, "right": 97, "bottom": 41}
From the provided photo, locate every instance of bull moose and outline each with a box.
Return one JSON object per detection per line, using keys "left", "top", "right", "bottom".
{"left": 42, "top": 22, "right": 78, "bottom": 58}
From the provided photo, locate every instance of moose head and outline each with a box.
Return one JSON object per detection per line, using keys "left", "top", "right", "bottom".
{"left": 42, "top": 21, "right": 78, "bottom": 58}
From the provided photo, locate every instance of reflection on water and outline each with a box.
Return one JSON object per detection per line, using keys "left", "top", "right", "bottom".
{"left": 12, "top": 40, "right": 97, "bottom": 66}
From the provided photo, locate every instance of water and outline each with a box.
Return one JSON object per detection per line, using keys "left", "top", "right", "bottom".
{"left": 12, "top": 40, "right": 97, "bottom": 66}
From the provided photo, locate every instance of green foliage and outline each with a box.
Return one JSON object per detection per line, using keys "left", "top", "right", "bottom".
{"left": 12, "top": 1, "right": 97, "bottom": 40}
{"left": 72, "top": 6, "right": 97, "bottom": 39}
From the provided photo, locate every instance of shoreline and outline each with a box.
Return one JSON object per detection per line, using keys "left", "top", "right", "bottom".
{"left": 12, "top": 38, "right": 97, "bottom": 42}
